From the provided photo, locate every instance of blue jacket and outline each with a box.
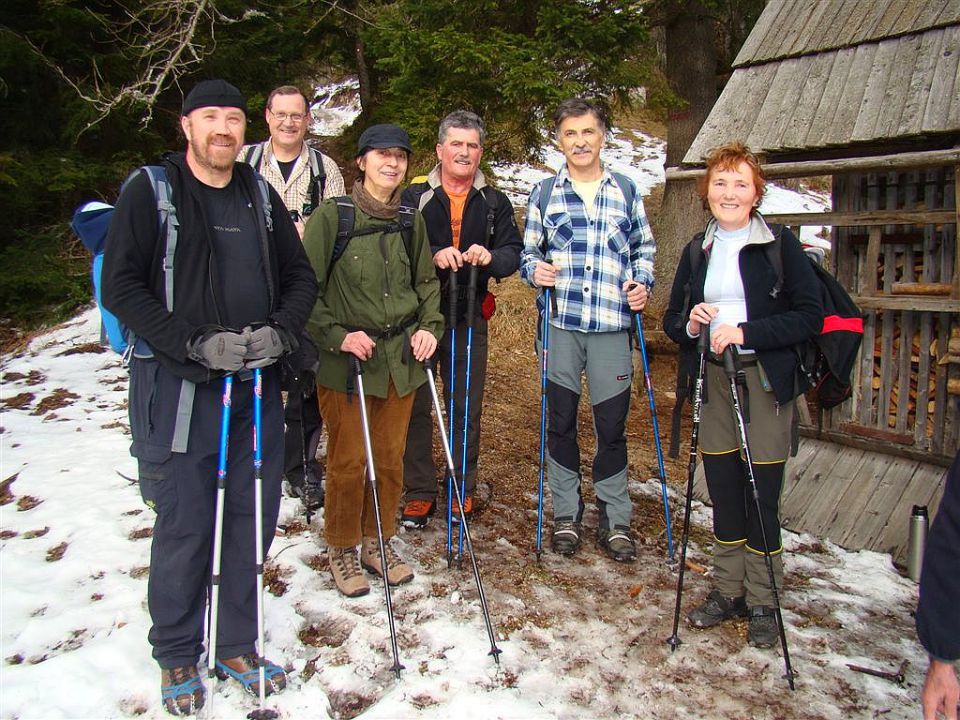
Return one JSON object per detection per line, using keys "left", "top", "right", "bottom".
{"left": 917, "top": 453, "right": 960, "bottom": 661}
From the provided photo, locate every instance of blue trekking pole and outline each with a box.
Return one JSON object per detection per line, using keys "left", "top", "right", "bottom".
{"left": 206, "top": 375, "right": 233, "bottom": 717}
{"left": 249, "top": 368, "right": 279, "bottom": 720}
{"left": 445, "top": 270, "right": 458, "bottom": 568}
{"left": 456, "top": 262, "right": 479, "bottom": 566}
{"left": 631, "top": 287, "right": 675, "bottom": 561}
{"left": 535, "top": 276, "right": 557, "bottom": 560}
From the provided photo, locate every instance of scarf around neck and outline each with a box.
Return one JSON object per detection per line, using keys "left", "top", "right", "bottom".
{"left": 351, "top": 178, "right": 401, "bottom": 220}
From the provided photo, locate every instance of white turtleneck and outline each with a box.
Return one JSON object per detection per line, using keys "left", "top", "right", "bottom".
{"left": 703, "top": 224, "right": 752, "bottom": 351}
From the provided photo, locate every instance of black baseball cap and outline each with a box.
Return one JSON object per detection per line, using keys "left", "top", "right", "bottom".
{"left": 356, "top": 124, "right": 412, "bottom": 157}
{"left": 182, "top": 79, "right": 247, "bottom": 116}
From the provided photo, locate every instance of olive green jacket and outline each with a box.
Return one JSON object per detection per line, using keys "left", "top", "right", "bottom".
{"left": 302, "top": 198, "right": 443, "bottom": 398}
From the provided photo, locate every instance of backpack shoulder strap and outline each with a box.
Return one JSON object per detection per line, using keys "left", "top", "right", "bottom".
{"left": 307, "top": 147, "right": 326, "bottom": 205}
{"left": 766, "top": 224, "right": 785, "bottom": 299}
{"left": 481, "top": 186, "right": 498, "bottom": 245}
{"left": 141, "top": 165, "right": 178, "bottom": 313}
{"left": 332, "top": 197, "right": 355, "bottom": 266}
{"left": 397, "top": 204, "right": 417, "bottom": 286}
{"left": 537, "top": 176, "right": 557, "bottom": 255}
{"left": 253, "top": 172, "right": 274, "bottom": 233}
{"left": 611, "top": 172, "right": 635, "bottom": 216}
{"left": 242, "top": 143, "right": 265, "bottom": 172}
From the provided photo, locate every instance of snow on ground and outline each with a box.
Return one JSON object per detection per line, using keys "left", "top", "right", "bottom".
{"left": 0, "top": 310, "right": 930, "bottom": 720}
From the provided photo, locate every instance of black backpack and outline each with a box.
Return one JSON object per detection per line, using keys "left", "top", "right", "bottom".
{"left": 667, "top": 225, "right": 863, "bottom": 457}
{"left": 329, "top": 197, "right": 417, "bottom": 283}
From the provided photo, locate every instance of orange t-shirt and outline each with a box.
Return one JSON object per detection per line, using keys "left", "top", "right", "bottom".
{"left": 447, "top": 189, "right": 469, "bottom": 249}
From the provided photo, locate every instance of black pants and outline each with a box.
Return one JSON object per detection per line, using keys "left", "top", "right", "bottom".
{"left": 130, "top": 359, "right": 283, "bottom": 668}
{"left": 403, "top": 317, "right": 488, "bottom": 501}
{"left": 283, "top": 384, "right": 322, "bottom": 486}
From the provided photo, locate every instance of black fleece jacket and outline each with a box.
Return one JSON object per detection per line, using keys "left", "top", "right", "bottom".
{"left": 401, "top": 175, "right": 521, "bottom": 307}
{"left": 917, "top": 452, "right": 960, "bottom": 662}
{"left": 101, "top": 153, "right": 318, "bottom": 384}
{"left": 662, "top": 221, "right": 822, "bottom": 404}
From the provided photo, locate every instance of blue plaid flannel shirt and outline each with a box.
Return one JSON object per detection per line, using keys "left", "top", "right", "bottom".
{"left": 520, "top": 165, "right": 656, "bottom": 333}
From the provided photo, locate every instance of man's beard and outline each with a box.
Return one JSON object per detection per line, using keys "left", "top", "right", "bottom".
{"left": 190, "top": 132, "right": 238, "bottom": 172}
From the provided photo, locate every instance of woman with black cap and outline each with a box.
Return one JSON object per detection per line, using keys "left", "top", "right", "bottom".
{"left": 302, "top": 124, "right": 443, "bottom": 598}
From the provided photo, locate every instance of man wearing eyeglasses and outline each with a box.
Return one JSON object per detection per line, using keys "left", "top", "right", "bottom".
{"left": 241, "top": 85, "right": 345, "bottom": 517}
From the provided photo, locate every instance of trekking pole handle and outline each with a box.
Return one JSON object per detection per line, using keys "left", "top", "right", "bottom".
{"left": 448, "top": 269, "right": 458, "bottom": 325}
{"left": 351, "top": 355, "right": 362, "bottom": 377}
{"left": 423, "top": 356, "right": 434, "bottom": 373}
{"left": 697, "top": 328, "right": 711, "bottom": 354}
{"left": 721, "top": 345, "right": 739, "bottom": 379}
{"left": 465, "top": 262, "right": 479, "bottom": 323}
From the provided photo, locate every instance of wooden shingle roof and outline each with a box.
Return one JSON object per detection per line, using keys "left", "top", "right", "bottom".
{"left": 682, "top": 0, "right": 960, "bottom": 166}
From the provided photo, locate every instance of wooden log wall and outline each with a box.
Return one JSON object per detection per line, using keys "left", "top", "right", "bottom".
{"left": 830, "top": 167, "right": 959, "bottom": 460}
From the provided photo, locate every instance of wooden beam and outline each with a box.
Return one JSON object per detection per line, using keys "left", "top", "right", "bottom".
{"left": 799, "top": 426, "right": 954, "bottom": 467}
{"left": 859, "top": 227, "right": 882, "bottom": 296}
{"left": 666, "top": 148, "right": 960, "bottom": 181}
{"left": 853, "top": 295, "right": 960, "bottom": 312}
{"left": 955, "top": 165, "right": 960, "bottom": 299}
{"left": 891, "top": 282, "right": 953, "bottom": 296}
{"left": 763, "top": 209, "right": 956, "bottom": 227}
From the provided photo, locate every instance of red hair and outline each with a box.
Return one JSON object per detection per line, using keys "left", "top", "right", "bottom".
{"left": 697, "top": 141, "right": 766, "bottom": 211}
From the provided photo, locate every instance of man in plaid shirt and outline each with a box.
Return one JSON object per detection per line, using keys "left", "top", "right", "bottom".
{"left": 520, "top": 97, "right": 655, "bottom": 562}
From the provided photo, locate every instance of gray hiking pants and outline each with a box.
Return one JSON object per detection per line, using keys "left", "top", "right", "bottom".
{"left": 540, "top": 327, "right": 633, "bottom": 529}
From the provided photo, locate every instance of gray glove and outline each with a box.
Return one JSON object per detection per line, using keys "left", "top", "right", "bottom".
{"left": 244, "top": 325, "right": 285, "bottom": 369}
{"left": 188, "top": 331, "right": 247, "bottom": 372}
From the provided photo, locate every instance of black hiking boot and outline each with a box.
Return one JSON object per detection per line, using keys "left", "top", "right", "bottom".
{"left": 551, "top": 519, "right": 582, "bottom": 556}
{"left": 289, "top": 469, "right": 324, "bottom": 512}
{"left": 687, "top": 589, "right": 747, "bottom": 628}
{"left": 597, "top": 525, "right": 637, "bottom": 563}
{"left": 747, "top": 606, "right": 779, "bottom": 648}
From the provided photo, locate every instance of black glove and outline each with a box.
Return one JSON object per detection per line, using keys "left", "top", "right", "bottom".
{"left": 187, "top": 331, "right": 247, "bottom": 372}
{"left": 244, "top": 325, "right": 286, "bottom": 369}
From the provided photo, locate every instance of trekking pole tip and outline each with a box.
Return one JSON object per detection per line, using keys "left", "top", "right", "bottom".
{"left": 666, "top": 634, "right": 682, "bottom": 652}
{"left": 489, "top": 646, "right": 503, "bottom": 665}
{"left": 246, "top": 708, "right": 279, "bottom": 720}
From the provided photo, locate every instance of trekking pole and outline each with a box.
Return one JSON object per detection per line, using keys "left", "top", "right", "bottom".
{"left": 446, "top": 270, "right": 458, "bottom": 568}
{"left": 249, "top": 368, "right": 279, "bottom": 720}
{"left": 351, "top": 357, "right": 404, "bottom": 679}
{"left": 667, "top": 331, "right": 710, "bottom": 651}
{"left": 207, "top": 375, "right": 233, "bottom": 720}
{"left": 456, "top": 262, "right": 480, "bottom": 567}
{"left": 424, "top": 357, "right": 502, "bottom": 665}
{"left": 299, "top": 391, "right": 313, "bottom": 525}
{"left": 535, "top": 273, "right": 557, "bottom": 561}
{"left": 629, "top": 285, "right": 675, "bottom": 561}
{"left": 722, "top": 347, "right": 795, "bottom": 690}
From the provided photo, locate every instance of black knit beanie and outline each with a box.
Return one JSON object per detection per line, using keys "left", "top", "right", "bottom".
{"left": 181, "top": 79, "right": 247, "bottom": 116}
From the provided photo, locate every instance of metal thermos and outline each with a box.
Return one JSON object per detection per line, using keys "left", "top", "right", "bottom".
{"left": 907, "top": 505, "right": 928, "bottom": 582}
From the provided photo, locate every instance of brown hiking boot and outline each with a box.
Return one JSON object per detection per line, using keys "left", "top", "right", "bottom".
{"left": 215, "top": 653, "right": 287, "bottom": 696}
{"left": 329, "top": 545, "right": 370, "bottom": 598}
{"left": 361, "top": 536, "right": 414, "bottom": 586}
{"left": 160, "top": 664, "right": 204, "bottom": 716}
{"left": 687, "top": 589, "right": 748, "bottom": 628}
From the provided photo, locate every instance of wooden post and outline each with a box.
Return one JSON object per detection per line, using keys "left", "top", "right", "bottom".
{"left": 954, "top": 164, "right": 959, "bottom": 299}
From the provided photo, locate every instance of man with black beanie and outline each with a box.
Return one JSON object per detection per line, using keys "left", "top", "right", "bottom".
{"left": 102, "top": 78, "right": 317, "bottom": 716}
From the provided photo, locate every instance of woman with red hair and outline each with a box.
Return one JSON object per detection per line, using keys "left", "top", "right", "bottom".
{"left": 663, "top": 142, "right": 821, "bottom": 648}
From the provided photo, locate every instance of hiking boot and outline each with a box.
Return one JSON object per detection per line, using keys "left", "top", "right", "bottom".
{"left": 747, "top": 606, "right": 779, "bottom": 648}
{"left": 215, "top": 653, "right": 286, "bottom": 697}
{"left": 160, "top": 664, "right": 204, "bottom": 716}
{"left": 688, "top": 589, "right": 748, "bottom": 628}
{"left": 360, "top": 536, "right": 414, "bottom": 586}
{"left": 400, "top": 499, "right": 435, "bottom": 529}
{"left": 447, "top": 495, "right": 473, "bottom": 523}
{"left": 289, "top": 468, "right": 324, "bottom": 511}
{"left": 597, "top": 525, "right": 637, "bottom": 563}
{"left": 329, "top": 545, "right": 370, "bottom": 598}
{"left": 551, "top": 519, "right": 582, "bottom": 556}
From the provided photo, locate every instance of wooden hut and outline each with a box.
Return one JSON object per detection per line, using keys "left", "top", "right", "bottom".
{"left": 669, "top": 0, "right": 960, "bottom": 563}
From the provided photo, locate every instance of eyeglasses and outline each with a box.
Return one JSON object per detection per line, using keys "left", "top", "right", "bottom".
{"left": 270, "top": 111, "right": 306, "bottom": 123}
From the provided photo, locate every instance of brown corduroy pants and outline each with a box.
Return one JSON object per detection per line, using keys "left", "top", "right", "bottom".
{"left": 318, "top": 381, "right": 415, "bottom": 547}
